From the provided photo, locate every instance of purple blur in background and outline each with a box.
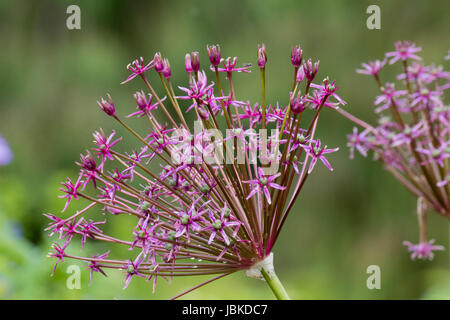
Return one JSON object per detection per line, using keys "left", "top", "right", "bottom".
{"left": 0, "top": 134, "right": 13, "bottom": 166}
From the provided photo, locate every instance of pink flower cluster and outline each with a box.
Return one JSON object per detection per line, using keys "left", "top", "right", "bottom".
{"left": 344, "top": 41, "right": 450, "bottom": 260}
{"left": 45, "top": 44, "right": 344, "bottom": 297}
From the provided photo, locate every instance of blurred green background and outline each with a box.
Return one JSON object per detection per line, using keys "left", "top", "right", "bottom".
{"left": 0, "top": 0, "right": 449, "bottom": 299}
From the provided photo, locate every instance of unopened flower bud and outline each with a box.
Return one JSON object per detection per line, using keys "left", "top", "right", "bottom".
{"left": 185, "top": 54, "right": 193, "bottom": 73}
{"left": 133, "top": 90, "right": 149, "bottom": 110}
{"left": 191, "top": 52, "right": 200, "bottom": 72}
{"left": 303, "top": 59, "right": 320, "bottom": 82}
{"left": 78, "top": 151, "right": 97, "bottom": 172}
{"left": 154, "top": 52, "right": 164, "bottom": 73}
{"left": 257, "top": 43, "right": 267, "bottom": 68}
{"left": 290, "top": 91, "right": 307, "bottom": 115}
{"left": 207, "top": 44, "right": 221, "bottom": 67}
{"left": 162, "top": 58, "right": 171, "bottom": 79}
{"left": 296, "top": 66, "right": 305, "bottom": 82}
{"left": 97, "top": 94, "right": 115, "bottom": 116}
{"left": 291, "top": 45, "right": 303, "bottom": 67}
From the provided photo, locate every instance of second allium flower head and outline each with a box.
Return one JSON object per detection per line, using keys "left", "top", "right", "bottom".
{"left": 346, "top": 41, "right": 450, "bottom": 261}
{"left": 45, "top": 43, "right": 345, "bottom": 298}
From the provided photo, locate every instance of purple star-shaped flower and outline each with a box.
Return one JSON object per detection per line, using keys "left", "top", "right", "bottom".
{"left": 305, "top": 139, "right": 339, "bottom": 174}
{"left": 86, "top": 251, "right": 109, "bottom": 285}
{"left": 347, "top": 127, "right": 371, "bottom": 159}
{"left": 128, "top": 91, "right": 164, "bottom": 118}
{"left": 59, "top": 176, "right": 83, "bottom": 212}
{"left": 403, "top": 239, "right": 444, "bottom": 260}
{"left": 204, "top": 207, "right": 241, "bottom": 245}
{"left": 356, "top": 59, "right": 386, "bottom": 76}
{"left": 48, "top": 242, "right": 67, "bottom": 276}
{"left": 176, "top": 71, "right": 216, "bottom": 112}
{"left": 174, "top": 198, "right": 209, "bottom": 242}
{"left": 121, "top": 57, "right": 154, "bottom": 84}
{"left": 212, "top": 57, "right": 252, "bottom": 76}
{"left": 386, "top": 41, "right": 422, "bottom": 64}
{"left": 243, "top": 167, "right": 286, "bottom": 205}
{"left": 122, "top": 253, "right": 146, "bottom": 289}
{"left": 93, "top": 130, "right": 122, "bottom": 171}
{"left": 374, "top": 83, "right": 408, "bottom": 113}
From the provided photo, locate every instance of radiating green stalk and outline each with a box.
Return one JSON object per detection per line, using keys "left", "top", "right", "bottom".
{"left": 260, "top": 68, "right": 266, "bottom": 129}
{"left": 261, "top": 267, "right": 290, "bottom": 300}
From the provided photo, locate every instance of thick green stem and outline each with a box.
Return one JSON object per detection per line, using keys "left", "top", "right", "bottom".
{"left": 261, "top": 267, "right": 290, "bottom": 300}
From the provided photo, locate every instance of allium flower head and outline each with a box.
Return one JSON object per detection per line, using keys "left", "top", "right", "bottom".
{"left": 46, "top": 43, "right": 344, "bottom": 298}
{"left": 339, "top": 42, "right": 449, "bottom": 261}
